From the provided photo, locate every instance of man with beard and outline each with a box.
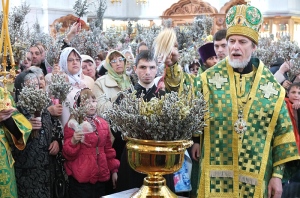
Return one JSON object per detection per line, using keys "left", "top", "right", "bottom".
{"left": 189, "top": 4, "right": 300, "bottom": 198}
{"left": 213, "top": 29, "right": 228, "bottom": 61}
{"left": 30, "top": 43, "right": 52, "bottom": 75}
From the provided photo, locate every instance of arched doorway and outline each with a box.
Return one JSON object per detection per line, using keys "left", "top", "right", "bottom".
{"left": 161, "top": 0, "right": 218, "bottom": 27}
{"left": 161, "top": 0, "right": 247, "bottom": 34}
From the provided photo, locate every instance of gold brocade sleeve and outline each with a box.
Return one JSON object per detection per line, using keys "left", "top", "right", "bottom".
{"left": 164, "top": 63, "right": 183, "bottom": 93}
{"left": 164, "top": 62, "right": 196, "bottom": 96}
{"left": 7, "top": 112, "right": 32, "bottom": 150}
{"left": 3, "top": 92, "right": 32, "bottom": 150}
{"left": 272, "top": 102, "right": 300, "bottom": 167}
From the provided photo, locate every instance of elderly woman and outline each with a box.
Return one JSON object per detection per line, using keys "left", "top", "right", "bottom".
{"left": 28, "top": 66, "right": 46, "bottom": 91}
{"left": 81, "top": 55, "right": 98, "bottom": 81}
{"left": 58, "top": 47, "right": 94, "bottom": 127}
{"left": 29, "top": 66, "right": 63, "bottom": 118}
{"left": 13, "top": 70, "right": 64, "bottom": 198}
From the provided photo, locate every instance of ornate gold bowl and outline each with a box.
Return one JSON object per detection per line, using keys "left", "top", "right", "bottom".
{"left": 126, "top": 137, "right": 193, "bottom": 198}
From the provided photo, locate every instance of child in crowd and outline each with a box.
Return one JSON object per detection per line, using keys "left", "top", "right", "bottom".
{"left": 63, "top": 88, "right": 119, "bottom": 198}
{"left": 188, "top": 61, "right": 200, "bottom": 76}
{"left": 282, "top": 82, "right": 300, "bottom": 197}
{"left": 285, "top": 82, "right": 300, "bottom": 152}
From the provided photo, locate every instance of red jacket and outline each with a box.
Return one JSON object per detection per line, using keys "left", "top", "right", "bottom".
{"left": 63, "top": 117, "right": 119, "bottom": 184}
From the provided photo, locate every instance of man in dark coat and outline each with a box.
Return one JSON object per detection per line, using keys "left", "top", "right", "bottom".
{"left": 116, "top": 50, "right": 175, "bottom": 192}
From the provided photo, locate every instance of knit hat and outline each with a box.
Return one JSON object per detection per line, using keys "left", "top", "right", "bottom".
{"left": 225, "top": 4, "right": 263, "bottom": 45}
{"left": 198, "top": 42, "right": 216, "bottom": 63}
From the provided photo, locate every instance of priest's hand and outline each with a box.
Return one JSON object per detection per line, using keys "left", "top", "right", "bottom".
{"left": 0, "top": 108, "right": 16, "bottom": 122}
{"left": 268, "top": 177, "right": 282, "bottom": 198}
{"left": 164, "top": 44, "right": 179, "bottom": 67}
{"left": 191, "top": 143, "right": 200, "bottom": 161}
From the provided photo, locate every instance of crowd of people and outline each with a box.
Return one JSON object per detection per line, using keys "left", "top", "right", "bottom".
{"left": 1, "top": 3, "right": 300, "bottom": 198}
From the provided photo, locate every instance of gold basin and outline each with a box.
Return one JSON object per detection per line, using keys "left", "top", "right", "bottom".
{"left": 126, "top": 137, "right": 193, "bottom": 198}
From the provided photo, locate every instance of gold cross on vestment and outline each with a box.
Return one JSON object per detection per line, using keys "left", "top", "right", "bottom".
{"left": 209, "top": 73, "right": 228, "bottom": 89}
{"left": 259, "top": 82, "right": 278, "bottom": 98}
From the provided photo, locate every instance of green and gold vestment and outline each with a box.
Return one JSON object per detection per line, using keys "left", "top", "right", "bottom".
{"left": 164, "top": 63, "right": 194, "bottom": 95}
{"left": 0, "top": 88, "right": 32, "bottom": 197}
{"left": 193, "top": 58, "right": 300, "bottom": 197}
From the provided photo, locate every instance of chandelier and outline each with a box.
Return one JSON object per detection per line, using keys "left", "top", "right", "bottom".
{"left": 136, "top": 0, "right": 147, "bottom": 4}
{"left": 111, "top": 0, "right": 121, "bottom": 3}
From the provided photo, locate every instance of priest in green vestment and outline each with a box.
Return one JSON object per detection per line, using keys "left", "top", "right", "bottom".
{"left": 190, "top": 4, "right": 300, "bottom": 198}
{"left": 0, "top": 88, "right": 32, "bottom": 197}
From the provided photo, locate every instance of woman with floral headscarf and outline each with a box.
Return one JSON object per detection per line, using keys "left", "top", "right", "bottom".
{"left": 58, "top": 47, "right": 94, "bottom": 127}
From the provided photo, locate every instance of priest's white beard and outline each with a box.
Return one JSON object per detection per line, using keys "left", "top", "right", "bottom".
{"left": 228, "top": 55, "right": 251, "bottom": 69}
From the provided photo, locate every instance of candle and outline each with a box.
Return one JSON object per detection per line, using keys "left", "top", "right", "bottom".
{"left": 0, "top": 24, "right": 4, "bottom": 56}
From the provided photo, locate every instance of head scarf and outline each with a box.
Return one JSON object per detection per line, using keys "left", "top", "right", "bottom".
{"left": 104, "top": 50, "right": 131, "bottom": 90}
{"left": 59, "top": 47, "right": 82, "bottom": 86}
{"left": 81, "top": 55, "right": 96, "bottom": 66}
{"left": 14, "top": 70, "right": 38, "bottom": 103}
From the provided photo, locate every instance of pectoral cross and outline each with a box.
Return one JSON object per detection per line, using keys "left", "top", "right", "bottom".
{"left": 209, "top": 73, "right": 228, "bottom": 89}
{"left": 259, "top": 82, "right": 278, "bottom": 98}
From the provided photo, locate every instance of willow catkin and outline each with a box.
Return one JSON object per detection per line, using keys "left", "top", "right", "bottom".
{"left": 153, "top": 28, "right": 177, "bottom": 63}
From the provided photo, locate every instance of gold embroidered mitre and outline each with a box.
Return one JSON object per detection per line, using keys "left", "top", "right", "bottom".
{"left": 226, "top": 4, "right": 263, "bottom": 44}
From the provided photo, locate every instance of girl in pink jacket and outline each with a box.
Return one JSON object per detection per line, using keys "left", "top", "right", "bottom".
{"left": 63, "top": 89, "right": 119, "bottom": 198}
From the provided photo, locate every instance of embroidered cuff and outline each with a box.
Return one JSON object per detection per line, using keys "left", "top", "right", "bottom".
{"left": 272, "top": 164, "right": 285, "bottom": 179}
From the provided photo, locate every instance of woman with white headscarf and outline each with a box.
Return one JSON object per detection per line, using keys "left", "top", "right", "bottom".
{"left": 81, "top": 55, "right": 98, "bottom": 81}
{"left": 58, "top": 47, "right": 94, "bottom": 127}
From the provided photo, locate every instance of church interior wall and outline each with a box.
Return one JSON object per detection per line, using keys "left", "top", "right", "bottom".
{"left": 1, "top": 0, "right": 300, "bottom": 38}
